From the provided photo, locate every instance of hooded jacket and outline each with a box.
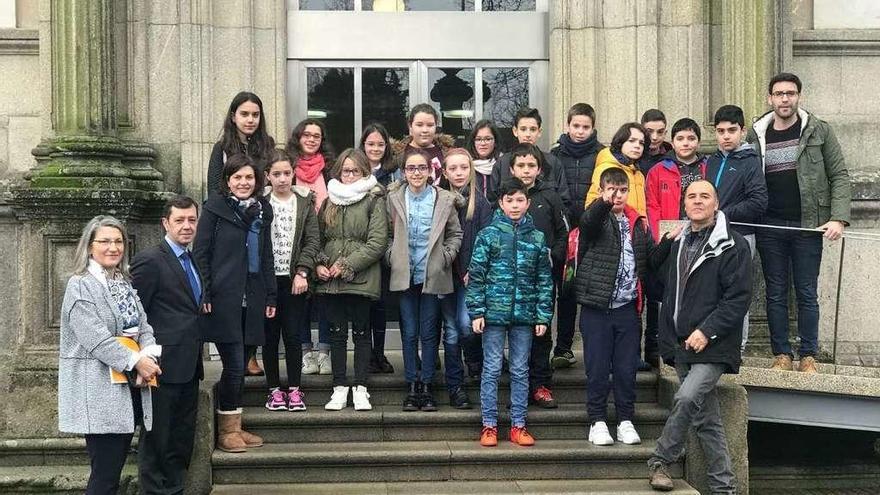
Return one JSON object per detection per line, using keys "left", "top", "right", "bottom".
{"left": 657, "top": 211, "right": 753, "bottom": 374}
{"left": 705, "top": 143, "right": 768, "bottom": 236}
{"left": 391, "top": 134, "right": 456, "bottom": 186}
{"left": 314, "top": 185, "right": 388, "bottom": 300}
{"left": 385, "top": 182, "right": 463, "bottom": 295}
{"left": 586, "top": 148, "right": 648, "bottom": 217}
{"left": 646, "top": 153, "right": 708, "bottom": 241}
{"left": 526, "top": 178, "right": 571, "bottom": 268}
{"left": 746, "top": 108, "right": 851, "bottom": 228}
{"left": 466, "top": 209, "right": 554, "bottom": 326}
{"left": 551, "top": 132, "right": 605, "bottom": 222}
{"left": 487, "top": 149, "right": 572, "bottom": 218}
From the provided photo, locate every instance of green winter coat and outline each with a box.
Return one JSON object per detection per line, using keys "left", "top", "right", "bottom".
{"left": 466, "top": 209, "right": 554, "bottom": 327}
{"left": 314, "top": 185, "right": 388, "bottom": 300}
{"left": 747, "top": 108, "right": 851, "bottom": 228}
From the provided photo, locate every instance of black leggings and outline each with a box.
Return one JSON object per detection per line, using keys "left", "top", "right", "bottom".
{"left": 325, "top": 294, "right": 372, "bottom": 387}
{"left": 264, "top": 276, "right": 306, "bottom": 389}
{"left": 215, "top": 312, "right": 251, "bottom": 411}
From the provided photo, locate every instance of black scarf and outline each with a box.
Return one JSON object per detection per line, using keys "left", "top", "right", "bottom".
{"left": 557, "top": 132, "right": 599, "bottom": 159}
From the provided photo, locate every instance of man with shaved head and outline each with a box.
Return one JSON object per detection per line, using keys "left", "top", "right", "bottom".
{"left": 647, "top": 180, "right": 753, "bottom": 493}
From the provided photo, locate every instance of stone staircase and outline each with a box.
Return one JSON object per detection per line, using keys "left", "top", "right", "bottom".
{"left": 210, "top": 351, "right": 698, "bottom": 494}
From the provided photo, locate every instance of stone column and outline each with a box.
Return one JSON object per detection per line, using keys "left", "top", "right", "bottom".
{"left": 1, "top": 0, "right": 168, "bottom": 438}
{"left": 25, "top": 0, "right": 163, "bottom": 191}
{"left": 721, "top": 0, "right": 782, "bottom": 123}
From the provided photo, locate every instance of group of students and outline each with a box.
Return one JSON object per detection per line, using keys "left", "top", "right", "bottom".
{"left": 199, "top": 83, "right": 776, "bottom": 452}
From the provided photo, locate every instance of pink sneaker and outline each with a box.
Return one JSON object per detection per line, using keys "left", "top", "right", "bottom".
{"left": 265, "top": 388, "right": 287, "bottom": 411}
{"left": 288, "top": 387, "right": 307, "bottom": 411}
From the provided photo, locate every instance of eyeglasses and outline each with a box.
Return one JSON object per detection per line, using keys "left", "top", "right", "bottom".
{"left": 404, "top": 165, "right": 430, "bottom": 173}
{"left": 771, "top": 91, "right": 799, "bottom": 99}
{"left": 301, "top": 132, "right": 323, "bottom": 141}
{"left": 340, "top": 169, "right": 363, "bottom": 177}
{"left": 92, "top": 239, "right": 125, "bottom": 247}
{"left": 473, "top": 137, "right": 495, "bottom": 143}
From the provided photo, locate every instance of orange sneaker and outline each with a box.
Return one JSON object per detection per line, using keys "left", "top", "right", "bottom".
{"left": 480, "top": 426, "right": 498, "bottom": 447}
{"left": 510, "top": 426, "right": 535, "bottom": 446}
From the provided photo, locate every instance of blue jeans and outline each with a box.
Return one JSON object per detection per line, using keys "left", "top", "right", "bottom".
{"left": 398, "top": 284, "right": 440, "bottom": 384}
{"left": 756, "top": 217, "right": 823, "bottom": 358}
{"left": 440, "top": 285, "right": 471, "bottom": 391}
{"left": 300, "top": 298, "right": 331, "bottom": 352}
{"left": 481, "top": 324, "right": 532, "bottom": 428}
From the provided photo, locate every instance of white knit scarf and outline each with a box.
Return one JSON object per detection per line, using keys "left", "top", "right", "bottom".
{"left": 473, "top": 158, "right": 496, "bottom": 176}
{"left": 327, "top": 174, "right": 378, "bottom": 206}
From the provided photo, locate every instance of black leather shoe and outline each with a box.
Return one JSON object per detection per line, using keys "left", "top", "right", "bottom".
{"left": 402, "top": 382, "right": 420, "bottom": 411}
{"left": 449, "top": 387, "right": 472, "bottom": 409}
{"left": 377, "top": 354, "right": 395, "bottom": 373}
{"left": 421, "top": 383, "right": 438, "bottom": 412}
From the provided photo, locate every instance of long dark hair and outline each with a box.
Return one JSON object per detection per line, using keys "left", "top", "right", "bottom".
{"left": 358, "top": 122, "right": 395, "bottom": 172}
{"left": 285, "top": 118, "right": 334, "bottom": 164}
{"left": 465, "top": 119, "right": 502, "bottom": 160}
{"left": 219, "top": 91, "right": 275, "bottom": 161}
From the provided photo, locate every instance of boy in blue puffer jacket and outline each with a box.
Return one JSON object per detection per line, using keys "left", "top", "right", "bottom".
{"left": 467, "top": 177, "right": 554, "bottom": 448}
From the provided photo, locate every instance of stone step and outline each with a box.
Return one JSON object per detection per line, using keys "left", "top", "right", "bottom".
{"left": 241, "top": 403, "right": 669, "bottom": 443}
{"left": 242, "top": 369, "right": 659, "bottom": 407}
{"left": 211, "top": 478, "right": 700, "bottom": 494}
{"left": 211, "top": 439, "right": 679, "bottom": 484}
{"left": 0, "top": 465, "right": 138, "bottom": 494}
{"left": 0, "top": 437, "right": 137, "bottom": 467}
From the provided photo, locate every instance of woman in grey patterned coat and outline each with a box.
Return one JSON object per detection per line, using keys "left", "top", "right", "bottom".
{"left": 58, "top": 215, "right": 161, "bottom": 495}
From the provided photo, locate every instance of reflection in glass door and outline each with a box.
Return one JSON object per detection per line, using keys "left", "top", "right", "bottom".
{"left": 294, "top": 61, "right": 540, "bottom": 152}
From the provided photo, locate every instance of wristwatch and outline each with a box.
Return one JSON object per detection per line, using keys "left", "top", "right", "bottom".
{"left": 296, "top": 270, "right": 308, "bottom": 279}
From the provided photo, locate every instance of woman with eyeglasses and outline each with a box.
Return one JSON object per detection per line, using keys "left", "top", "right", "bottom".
{"left": 465, "top": 119, "right": 503, "bottom": 197}
{"left": 314, "top": 149, "right": 388, "bottom": 412}
{"left": 59, "top": 215, "right": 161, "bottom": 494}
{"left": 386, "top": 148, "right": 463, "bottom": 412}
{"left": 286, "top": 119, "right": 335, "bottom": 377}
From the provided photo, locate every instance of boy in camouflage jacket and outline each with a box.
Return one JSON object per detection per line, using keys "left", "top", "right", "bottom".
{"left": 466, "top": 178, "right": 554, "bottom": 448}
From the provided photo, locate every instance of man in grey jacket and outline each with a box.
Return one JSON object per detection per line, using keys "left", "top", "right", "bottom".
{"left": 746, "top": 72, "right": 851, "bottom": 374}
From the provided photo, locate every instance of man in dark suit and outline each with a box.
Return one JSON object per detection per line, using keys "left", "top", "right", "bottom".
{"left": 132, "top": 195, "right": 204, "bottom": 495}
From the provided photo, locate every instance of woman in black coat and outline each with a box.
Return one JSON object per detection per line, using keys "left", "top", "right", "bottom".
{"left": 193, "top": 153, "right": 276, "bottom": 453}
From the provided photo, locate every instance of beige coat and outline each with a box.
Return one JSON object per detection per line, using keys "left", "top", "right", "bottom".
{"left": 385, "top": 182, "right": 463, "bottom": 295}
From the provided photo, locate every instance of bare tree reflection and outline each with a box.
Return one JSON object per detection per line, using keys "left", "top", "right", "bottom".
{"left": 484, "top": 67, "right": 529, "bottom": 151}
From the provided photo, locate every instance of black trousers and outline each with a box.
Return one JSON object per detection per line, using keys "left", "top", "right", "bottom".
{"left": 215, "top": 312, "right": 250, "bottom": 411}
{"left": 264, "top": 276, "right": 306, "bottom": 389}
{"left": 85, "top": 389, "right": 141, "bottom": 495}
{"left": 324, "top": 294, "right": 372, "bottom": 387}
{"left": 137, "top": 375, "right": 199, "bottom": 495}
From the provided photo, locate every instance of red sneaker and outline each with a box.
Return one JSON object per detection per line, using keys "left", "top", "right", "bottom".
{"left": 510, "top": 426, "right": 535, "bottom": 446}
{"left": 531, "top": 386, "right": 558, "bottom": 409}
{"left": 480, "top": 426, "right": 498, "bottom": 447}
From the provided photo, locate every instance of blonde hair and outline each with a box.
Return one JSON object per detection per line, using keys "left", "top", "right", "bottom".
{"left": 443, "top": 148, "right": 477, "bottom": 221}
{"left": 71, "top": 215, "right": 131, "bottom": 279}
{"left": 323, "top": 148, "right": 372, "bottom": 228}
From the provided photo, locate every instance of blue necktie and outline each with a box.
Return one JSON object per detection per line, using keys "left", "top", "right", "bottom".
{"left": 180, "top": 251, "right": 201, "bottom": 304}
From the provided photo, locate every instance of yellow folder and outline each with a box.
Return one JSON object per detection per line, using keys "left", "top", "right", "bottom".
{"left": 109, "top": 336, "right": 158, "bottom": 387}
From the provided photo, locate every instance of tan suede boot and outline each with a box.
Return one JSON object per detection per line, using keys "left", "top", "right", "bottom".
{"left": 216, "top": 410, "right": 247, "bottom": 453}
{"left": 237, "top": 412, "right": 264, "bottom": 448}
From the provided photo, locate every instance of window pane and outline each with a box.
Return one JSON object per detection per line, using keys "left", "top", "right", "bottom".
{"left": 362, "top": 68, "right": 410, "bottom": 139}
{"left": 481, "top": 0, "right": 535, "bottom": 11}
{"left": 307, "top": 68, "right": 355, "bottom": 153}
{"left": 427, "top": 67, "right": 475, "bottom": 142}
{"left": 300, "top": 0, "right": 354, "bottom": 10}
{"left": 363, "top": 0, "right": 475, "bottom": 11}
{"left": 482, "top": 67, "right": 529, "bottom": 152}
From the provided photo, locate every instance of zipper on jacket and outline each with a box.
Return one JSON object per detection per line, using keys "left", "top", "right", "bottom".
{"left": 510, "top": 221, "right": 519, "bottom": 322}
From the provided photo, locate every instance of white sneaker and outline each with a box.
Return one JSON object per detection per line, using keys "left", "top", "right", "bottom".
{"left": 324, "top": 386, "right": 349, "bottom": 410}
{"left": 317, "top": 352, "right": 332, "bottom": 375}
{"left": 588, "top": 421, "right": 615, "bottom": 446}
{"left": 352, "top": 385, "right": 372, "bottom": 411}
{"left": 616, "top": 420, "right": 642, "bottom": 445}
{"left": 302, "top": 351, "right": 319, "bottom": 375}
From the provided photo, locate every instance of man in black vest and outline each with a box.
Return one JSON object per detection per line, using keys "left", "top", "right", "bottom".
{"left": 132, "top": 195, "right": 205, "bottom": 495}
